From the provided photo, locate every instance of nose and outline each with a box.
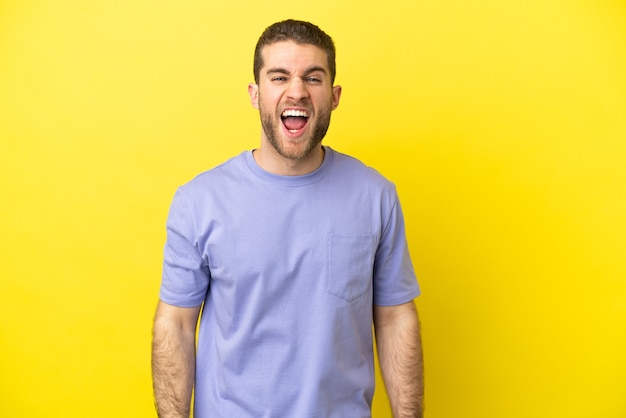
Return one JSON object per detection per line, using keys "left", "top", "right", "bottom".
{"left": 286, "top": 77, "right": 309, "bottom": 102}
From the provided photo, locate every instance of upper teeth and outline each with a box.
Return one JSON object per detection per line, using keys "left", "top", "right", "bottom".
{"left": 282, "top": 109, "right": 308, "bottom": 117}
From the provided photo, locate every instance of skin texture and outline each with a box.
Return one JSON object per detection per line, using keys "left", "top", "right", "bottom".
{"left": 151, "top": 301, "right": 201, "bottom": 418}
{"left": 374, "top": 302, "right": 425, "bottom": 418}
{"left": 248, "top": 40, "right": 342, "bottom": 176}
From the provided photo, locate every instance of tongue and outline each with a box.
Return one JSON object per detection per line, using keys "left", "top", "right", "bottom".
{"left": 283, "top": 116, "right": 307, "bottom": 131}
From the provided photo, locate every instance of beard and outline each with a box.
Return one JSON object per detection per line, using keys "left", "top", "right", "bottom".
{"left": 259, "top": 98, "right": 333, "bottom": 161}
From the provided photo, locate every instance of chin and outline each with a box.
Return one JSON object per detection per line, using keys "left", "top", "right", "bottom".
{"left": 276, "top": 137, "right": 321, "bottom": 160}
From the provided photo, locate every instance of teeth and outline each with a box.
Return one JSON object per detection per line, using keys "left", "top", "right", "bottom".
{"left": 281, "top": 109, "right": 309, "bottom": 118}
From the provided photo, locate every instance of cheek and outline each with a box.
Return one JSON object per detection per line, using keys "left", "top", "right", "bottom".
{"left": 313, "top": 91, "right": 335, "bottom": 109}
{"left": 259, "top": 95, "right": 279, "bottom": 114}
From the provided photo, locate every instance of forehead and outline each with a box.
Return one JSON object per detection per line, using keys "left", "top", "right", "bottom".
{"left": 260, "top": 40, "right": 329, "bottom": 73}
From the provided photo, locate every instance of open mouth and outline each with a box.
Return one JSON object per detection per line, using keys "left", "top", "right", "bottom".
{"left": 281, "top": 109, "right": 309, "bottom": 134}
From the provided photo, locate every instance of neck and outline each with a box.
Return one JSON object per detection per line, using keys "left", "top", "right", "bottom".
{"left": 253, "top": 145, "right": 325, "bottom": 176}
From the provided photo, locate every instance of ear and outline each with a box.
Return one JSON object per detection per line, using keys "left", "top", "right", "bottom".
{"left": 331, "top": 85, "right": 342, "bottom": 110}
{"left": 248, "top": 83, "right": 259, "bottom": 109}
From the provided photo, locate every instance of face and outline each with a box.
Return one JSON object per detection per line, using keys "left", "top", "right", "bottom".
{"left": 249, "top": 41, "right": 341, "bottom": 161}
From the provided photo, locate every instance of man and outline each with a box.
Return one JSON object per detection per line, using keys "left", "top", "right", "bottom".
{"left": 152, "top": 19, "right": 423, "bottom": 418}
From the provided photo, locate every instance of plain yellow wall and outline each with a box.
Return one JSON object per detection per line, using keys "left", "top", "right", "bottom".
{"left": 1, "top": 1, "right": 625, "bottom": 417}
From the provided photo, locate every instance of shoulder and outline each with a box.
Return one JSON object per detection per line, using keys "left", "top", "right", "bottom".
{"left": 166, "top": 152, "right": 250, "bottom": 216}
{"left": 327, "top": 147, "right": 396, "bottom": 192}
{"left": 179, "top": 152, "right": 247, "bottom": 194}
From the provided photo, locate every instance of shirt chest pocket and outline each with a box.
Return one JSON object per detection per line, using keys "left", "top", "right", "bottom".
{"left": 327, "top": 234, "right": 377, "bottom": 303}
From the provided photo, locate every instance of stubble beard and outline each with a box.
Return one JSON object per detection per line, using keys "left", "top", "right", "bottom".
{"left": 259, "top": 98, "right": 332, "bottom": 161}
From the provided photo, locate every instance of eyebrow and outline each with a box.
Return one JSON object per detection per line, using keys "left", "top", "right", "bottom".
{"left": 265, "top": 66, "right": 328, "bottom": 77}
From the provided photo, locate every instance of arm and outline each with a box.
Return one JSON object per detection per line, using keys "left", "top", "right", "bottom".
{"left": 151, "top": 300, "right": 202, "bottom": 418}
{"left": 373, "top": 301, "right": 424, "bottom": 418}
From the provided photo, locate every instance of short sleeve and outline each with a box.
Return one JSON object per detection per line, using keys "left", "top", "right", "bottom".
{"left": 159, "top": 187, "right": 210, "bottom": 308}
{"left": 372, "top": 191, "right": 420, "bottom": 306}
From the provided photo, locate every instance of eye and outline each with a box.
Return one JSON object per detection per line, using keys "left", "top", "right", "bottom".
{"left": 271, "top": 76, "right": 287, "bottom": 82}
{"left": 305, "top": 77, "right": 322, "bottom": 83}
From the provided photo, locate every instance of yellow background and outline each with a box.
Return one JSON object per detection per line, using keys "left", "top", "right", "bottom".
{"left": 1, "top": 0, "right": 625, "bottom": 417}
